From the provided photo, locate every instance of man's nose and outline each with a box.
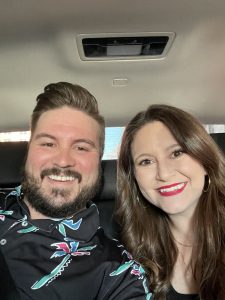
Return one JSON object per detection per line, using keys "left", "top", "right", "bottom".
{"left": 53, "top": 147, "right": 76, "bottom": 168}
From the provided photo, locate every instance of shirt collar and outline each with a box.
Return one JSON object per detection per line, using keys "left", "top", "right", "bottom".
{"left": 3, "top": 186, "right": 100, "bottom": 243}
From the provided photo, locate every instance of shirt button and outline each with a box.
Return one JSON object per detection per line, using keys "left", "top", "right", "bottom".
{"left": 0, "top": 239, "right": 7, "bottom": 245}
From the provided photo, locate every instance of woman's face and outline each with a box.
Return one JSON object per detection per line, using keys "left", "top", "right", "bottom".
{"left": 131, "top": 121, "right": 206, "bottom": 219}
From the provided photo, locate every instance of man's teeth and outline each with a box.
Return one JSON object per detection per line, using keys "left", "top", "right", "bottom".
{"left": 48, "top": 175, "right": 75, "bottom": 182}
{"left": 159, "top": 183, "right": 185, "bottom": 193}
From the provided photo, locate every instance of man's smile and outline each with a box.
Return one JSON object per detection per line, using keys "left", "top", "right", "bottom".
{"left": 48, "top": 174, "right": 77, "bottom": 182}
{"left": 41, "top": 168, "right": 82, "bottom": 183}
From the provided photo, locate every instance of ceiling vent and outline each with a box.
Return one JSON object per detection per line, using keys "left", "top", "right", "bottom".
{"left": 77, "top": 32, "right": 175, "bottom": 61}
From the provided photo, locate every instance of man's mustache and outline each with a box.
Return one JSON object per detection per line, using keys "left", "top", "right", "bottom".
{"left": 40, "top": 168, "right": 82, "bottom": 183}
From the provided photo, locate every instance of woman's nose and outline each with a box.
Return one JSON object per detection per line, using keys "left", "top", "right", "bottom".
{"left": 156, "top": 160, "right": 174, "bottom": 181}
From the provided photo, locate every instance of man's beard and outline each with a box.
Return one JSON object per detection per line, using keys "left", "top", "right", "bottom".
{"left": 21, "top": 167, "right": 102, "bottom": 218}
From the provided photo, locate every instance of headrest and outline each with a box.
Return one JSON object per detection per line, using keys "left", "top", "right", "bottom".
{"left": 210, "top": 133, "right": 225, "bottom": 154}
{"left": 0, "top": 141, "right": 27, "bottom": 188}
{"left": 0, "top": 141, "right": 116, "bottom": 201}
{"left": 98, "top": 159, "right": 116, "bottom": 201}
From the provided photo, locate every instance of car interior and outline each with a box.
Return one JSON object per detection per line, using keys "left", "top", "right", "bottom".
{"left": 1, "top": 0, "right": 225, "bottom": 295}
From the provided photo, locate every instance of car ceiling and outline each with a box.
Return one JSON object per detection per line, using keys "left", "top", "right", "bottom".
{"left": 1, "top": 0, "right": 225, "bottom": 131}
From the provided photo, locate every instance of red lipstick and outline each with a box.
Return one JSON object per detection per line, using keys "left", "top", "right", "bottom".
{"left": 157, "top": 182, "right": 187, "bottom": 197}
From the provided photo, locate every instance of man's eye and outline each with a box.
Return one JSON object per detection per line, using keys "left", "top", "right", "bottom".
{"left": 41, "top": 143, "right": 54, "bottom": 147}
{"left": 77, "top": 146, "right": 88, "bottom": 151}
{"left": 171, "top": 149, "right": 184, "bottom": 158}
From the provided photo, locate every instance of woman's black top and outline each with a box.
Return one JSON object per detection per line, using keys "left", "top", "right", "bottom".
{"left": 166, "top": 286, "right": 199, "bottom": 300}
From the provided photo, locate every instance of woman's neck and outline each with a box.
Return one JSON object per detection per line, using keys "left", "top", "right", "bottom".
{"left": 169, "top": 213, "right": 195, "bottom": 246}
{"left": 169, "top": 214, "right": 198, "bottom": 294}
{"left": 171, "top": 250, "right": 198, "bottom": 294}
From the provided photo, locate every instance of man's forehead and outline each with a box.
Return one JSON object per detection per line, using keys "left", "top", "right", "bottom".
{"left": 33, "top": 107, "right": 100, "bottom": 146}
{"left": 37, "top": 107, "right": 96, "bottom": 125}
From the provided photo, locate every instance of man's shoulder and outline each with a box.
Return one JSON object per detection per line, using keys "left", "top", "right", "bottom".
{"left": 97, "top": 229, "right": 126, "bottom": 254}
{"left": 95, "top": 231, "right": 152, "bottom": 299}
{"left": 0, "top": 191, "right": 6, "bottom": 202}
{"left": 97, "top": 229, "right": 144, "bottom": 272}
{"left": 0, "top": 187, "right": 20, "bottom": 211}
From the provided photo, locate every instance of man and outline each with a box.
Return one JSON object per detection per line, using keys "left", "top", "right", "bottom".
{"left": 0, "top": 248, "right": 20, "bottom": 300}
{"left": 0, "top": 82, "right": 151, "bottom": 299}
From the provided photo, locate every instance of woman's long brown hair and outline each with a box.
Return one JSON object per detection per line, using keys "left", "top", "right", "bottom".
{"left": 116, "top": 104, "right": 225, "bottom": 299}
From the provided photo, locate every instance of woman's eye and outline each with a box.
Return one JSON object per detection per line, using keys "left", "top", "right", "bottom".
{"left": 139, "top": 159, "right": 154, "bottom": 166}
{"left": 171, "top": 149, "right": 183, "bottom": 158}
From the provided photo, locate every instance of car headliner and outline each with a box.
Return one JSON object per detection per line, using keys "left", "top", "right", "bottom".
{"left": 1, "top": 0, "right": 225, "bottom": 131}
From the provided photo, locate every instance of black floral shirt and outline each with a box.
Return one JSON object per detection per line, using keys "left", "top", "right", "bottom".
{"left": 0, "top": 186, "right": 152, "bottom": 300}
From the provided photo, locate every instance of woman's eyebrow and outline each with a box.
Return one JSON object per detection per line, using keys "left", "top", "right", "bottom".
{"left": 166, "top": 143, "right": 180, "bottom": 151}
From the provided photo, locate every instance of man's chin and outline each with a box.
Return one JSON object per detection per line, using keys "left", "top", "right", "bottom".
{"left": 28, "top": 198, "right": 86, "bottom": 219}
{"left": 26, "top": 188, "right": 92, "bottom": 218}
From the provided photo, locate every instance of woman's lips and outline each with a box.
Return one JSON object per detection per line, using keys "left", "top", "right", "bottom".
{"left": 157, "top": 182, "right": 187, "bottom": 196}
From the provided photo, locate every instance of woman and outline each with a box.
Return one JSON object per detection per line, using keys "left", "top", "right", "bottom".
{"left": 116, "top": 104, "right": 225, "bottom": 299}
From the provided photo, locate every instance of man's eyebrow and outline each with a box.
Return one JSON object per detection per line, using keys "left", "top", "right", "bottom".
{"left": 34, "top": 134, "right": 97, "bottom": 148}
{"left": 34, "top": 133, "right": 56, "bottom": 140}
{"left": 75, "top": 139, "right": 97, "bottom": 148}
